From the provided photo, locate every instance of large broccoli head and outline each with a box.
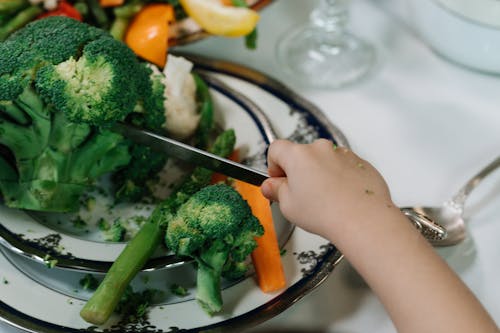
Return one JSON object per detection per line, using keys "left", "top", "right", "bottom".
{"left": 0, "top": 17, "right": 166, "bottom": 212}
{"left": 165, "top": 184, "right": 264, "bottom": 315}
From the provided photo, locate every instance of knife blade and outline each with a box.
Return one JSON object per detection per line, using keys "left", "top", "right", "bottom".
{"left": 112, "top": 123, "right": 269, "bottom": 186}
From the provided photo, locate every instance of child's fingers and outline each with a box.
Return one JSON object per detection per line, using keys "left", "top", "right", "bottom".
{"left": 266, "top": 140, "right": 295, "bottom": 177}
{"left": 260, "top": 177, "right": 287, "bottom": 202}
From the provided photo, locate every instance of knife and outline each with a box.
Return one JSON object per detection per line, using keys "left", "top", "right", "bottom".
{"left": 112, "top": 123, "right": 269, "bottom": 186}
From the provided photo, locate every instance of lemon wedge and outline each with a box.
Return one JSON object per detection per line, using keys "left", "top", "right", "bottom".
{"left": 180, "top": 0, "right": 259, "bottom": 37}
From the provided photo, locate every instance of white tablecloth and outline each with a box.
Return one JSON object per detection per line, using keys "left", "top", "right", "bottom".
{"left": 2, "top": 1, "right": 500, "bottom": 332}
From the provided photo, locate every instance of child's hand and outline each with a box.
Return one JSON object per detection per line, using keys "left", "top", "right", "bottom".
{"left": 261, "top": 139, "right": 393, "bottom": 240}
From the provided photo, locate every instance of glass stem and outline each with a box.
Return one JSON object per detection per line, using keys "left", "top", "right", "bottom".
{"left": 310, "top": 0, "right": 349, "bottom": 37}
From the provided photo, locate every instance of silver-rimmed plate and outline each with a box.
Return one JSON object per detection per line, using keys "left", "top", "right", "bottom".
{"left": 0, "top": 72, "right": 281, "bottom": 272}
{"left": 0, "top": 55, "right": 349, "bottom": 273}
{"left": 0, "top": 54, "right": 349, "bottom": 332}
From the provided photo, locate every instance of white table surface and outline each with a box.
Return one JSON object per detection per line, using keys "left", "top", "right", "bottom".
{"left": 2, "top": 0, "right": 500, "bottom": 332}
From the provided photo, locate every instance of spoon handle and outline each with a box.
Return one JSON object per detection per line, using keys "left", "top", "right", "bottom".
{"left": 450, "top": 155, "right": 500, "bottom": 209}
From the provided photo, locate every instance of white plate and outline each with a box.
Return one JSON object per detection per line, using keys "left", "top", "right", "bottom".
{"left": 0, "top": 55, "right": 349, "bottom": 332}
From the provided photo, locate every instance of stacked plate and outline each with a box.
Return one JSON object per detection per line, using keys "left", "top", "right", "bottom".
{"left": 0, "top": 55, "right": 348, "bottom": 333}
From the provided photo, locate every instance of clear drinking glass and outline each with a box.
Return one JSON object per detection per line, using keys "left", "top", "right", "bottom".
{"left": 276, "top": 0, "right": 376, "bottom": 88}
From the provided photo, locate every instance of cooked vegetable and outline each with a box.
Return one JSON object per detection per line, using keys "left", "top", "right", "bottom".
{"left": 165, "top": 183, "right": 264, "bottom": 314}
{"left": 0, "top": 2, "right": 42, "bottom": 41}
{"left": 111, "top": 64, "right": 169, "bottom": 203}
{"left": 179, "top": 0, "right": 259, "bottom": 37}
{"left": 163, "top": 55, "right": 202, "bottom": 141}
{"left": 79, "top": 273, "right": 99, "bottom": 291}
{"left": 99, "top": 0, "right": 123, "bottom": 7}
{"left": 234, "top": 179, "right": 286, "bottom": 292}
{"left": 0, "top": 16, "right": 165, "bottom": 212}
{"left": 108, "top": 0, "right": 143, "bottom": 40}
{"left": 124, "top": 3, "right": 174, "bottom": 68}
{"left": 80, "top": 129, "right": 237, "bottom": 325}
{"left": 37, "top": 0, "right": 82, "bottom": 20}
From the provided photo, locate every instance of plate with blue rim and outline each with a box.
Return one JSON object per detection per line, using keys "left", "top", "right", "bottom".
{"left": 0, "top": 54, "right": 348, "bottom": 333}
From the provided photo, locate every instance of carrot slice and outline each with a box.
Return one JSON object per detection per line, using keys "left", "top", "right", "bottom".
{"left": 234, "top": 178, "right": 286, "bottom": 293}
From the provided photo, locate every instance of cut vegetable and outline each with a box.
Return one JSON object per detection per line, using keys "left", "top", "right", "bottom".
{"left": 233, "top": 178, "right": 286, "bottom": 293}
{"left": 179, "top": 0, "right": 259, "bottom": 37}
{"left": 124, "top": 3, "right": 174, "bottom": 68}
{"left": 37, "top": 1, "right": 82, "bottom": 21}
{"left": 99, "top": 0, "right": 124, "bottom": 7}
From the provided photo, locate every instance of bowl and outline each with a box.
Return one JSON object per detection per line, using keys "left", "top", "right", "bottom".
{"left": 408, "top": 0, "right": 500, "bottom": 74}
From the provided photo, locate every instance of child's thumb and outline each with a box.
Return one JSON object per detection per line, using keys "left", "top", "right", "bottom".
{"left": 260, "top": 177, "right": 286, "bottom": 202}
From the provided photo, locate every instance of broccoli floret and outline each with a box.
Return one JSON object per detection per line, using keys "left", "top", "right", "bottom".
{"left": 0, "top": 17, "right": 164, "bottom": 212}
{"left": 80, "top": 129, "right": 236, "bottom": 325}
{"left": 112, "top": 66, "right": 167, "bottom": 203}
{"left": 165, "top": 184, "right": 264, "bottom": 315}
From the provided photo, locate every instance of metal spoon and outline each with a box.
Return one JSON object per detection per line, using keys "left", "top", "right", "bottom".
{"left": 403, "top": 155, "right": 500, "bottom": 247}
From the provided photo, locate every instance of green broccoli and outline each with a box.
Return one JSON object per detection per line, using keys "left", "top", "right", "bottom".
{"left": 112, "top": 66, "right": 169, "bottom": 203}
{"left": 0, "top": 16, "right": 165, "bottom": 212}
{"left": 166, "top": 184, "right": 264, "bottom": 314}
{"left": 80, "top": 129, "right": 236, "bottom": 325}
{"left": 79, "top": 273, "right": 100, "bottom": 291}
{"left": 104, "top": 220, "right": 126, "bottom": 242}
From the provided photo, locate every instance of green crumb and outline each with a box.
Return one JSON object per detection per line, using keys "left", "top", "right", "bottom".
{"left": 365, "top": 189, "right": 375, "bottom": 195}
{"left": 170, "top": 284, "right": 189, "bottom": 297}
{"left": 85, "top": 196, "right": 96, "bottom": 211}
{"left": 104, "top": 219, "right": 126, "bottom": 242}
{"left": 67, "top": 299, "right": 74, "bottom": 305}
{"left": 43, "top": 255, "right": 58, "bottom": 268}
{"left": 357, "top": 162, "right": 365, "bottom": 169}
{"left": 71, "top": 215, "right": 87, "bottom": 229}
{"left": 79, "top": 274, "right": 99, "bottom": 291}
{"left": 116, "top": 286, "right": 161, "bottom": 324}
{"left": 280, "top": 248, "right": 287, "bottom": 256}
{"left": 2, "top": 277, "right": 8, "bottom": 285}
{"left": 97, "top": 218, "right": 110, "bottom": 231}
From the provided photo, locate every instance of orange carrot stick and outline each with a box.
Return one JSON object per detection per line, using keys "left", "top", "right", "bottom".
{"left": 234, "top": 179, "right": 286, "bottom": 293}
{"left": 99, "top": 0, "right": 124, "bottom": 7}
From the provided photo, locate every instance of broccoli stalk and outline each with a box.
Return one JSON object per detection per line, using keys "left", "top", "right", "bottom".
{"left": 80, "top": 129, "right": 236, "bottom": 325}
{"left": 109, "top": 0, "right": 144, "bottom": 41}
{"left": 0, "top": 17, "right": 165, "bottom": 212}
{"left": 195, "top": 239, "right": 229, "bottom": 312}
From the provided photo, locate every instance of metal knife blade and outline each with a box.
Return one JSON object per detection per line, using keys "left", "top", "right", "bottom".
{"left": 112, "top": 123, "right": 269, "bottom": 186}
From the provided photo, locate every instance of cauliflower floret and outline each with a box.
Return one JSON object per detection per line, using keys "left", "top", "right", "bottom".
{"left": 162, "top": 55, "right": 200, "bottom": 140}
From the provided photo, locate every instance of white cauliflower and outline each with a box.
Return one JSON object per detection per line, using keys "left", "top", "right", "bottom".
{"left": 161, "top": 55, "right": 200, "bottom": 140}
{"left": 29, "top": 0, "right": 59, "bottom": 10}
